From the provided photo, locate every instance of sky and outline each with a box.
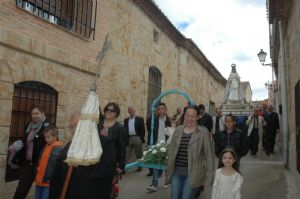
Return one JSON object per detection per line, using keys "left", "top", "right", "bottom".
{"left": 154, "top": 0, "right": 272, "bottom": 100}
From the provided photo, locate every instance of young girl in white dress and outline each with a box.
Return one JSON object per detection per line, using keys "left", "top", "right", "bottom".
{"left": 212, "top": 148, "right": 243, "bottom": 199}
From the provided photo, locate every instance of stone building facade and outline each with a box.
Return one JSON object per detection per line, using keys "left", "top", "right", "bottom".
{"left": 240, "top": 81, "right": 252, "bottom": 103}
{"left": 267, "top": 0, "right": 300, "bottom": 197}
{"left": 0, "top": 0, "right": 226, "bottom": 189}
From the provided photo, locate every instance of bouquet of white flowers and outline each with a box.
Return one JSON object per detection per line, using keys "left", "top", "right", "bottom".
{"left": 140, "top": 140, "right": 168, "bottom": 166}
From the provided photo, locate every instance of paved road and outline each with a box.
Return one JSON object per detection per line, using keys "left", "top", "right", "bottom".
{"left": 0, "top": 152, "right": 288, "bottom": 199}
{"left": 119, "top": 152, "right": 287, "bottom": 199}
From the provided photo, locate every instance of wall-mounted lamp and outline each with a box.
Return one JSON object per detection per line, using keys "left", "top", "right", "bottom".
{"left": 257, "top": 49, "right": 272, "bottom": 66}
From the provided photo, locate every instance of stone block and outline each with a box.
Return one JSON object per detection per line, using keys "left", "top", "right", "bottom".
{"left": 0, "top": 99, "right": 12, "bottom": 126}
{"left": 0, "top": 154, "right": 7, "bottom": 168}
{"left": 55, "top": 106, "right": 66, "bottom": 129}
{"left": 4, "top": 29, "right": 31, "bottom": 53}
{"left": 29, "top": 38, "right": 46, "bottom": 57}
{"left": 5, "top": 53, "right": 26, "bottom": 83}
{"left": 0, "top": 56, "right": 14, "bottom": 83}
{"left": 57, "top": 92, "right": 68, "bottom": 106}
{"left": 0, "top": 81, "right": 13, "bottom": 100}
{"left": 0, "top": 27, "right": 4, "bottom": 42}
{"left": 0, "top": 126, "right": 9, "bottom": 154}
{"left": 23, "top": 59, "right": 36, "bottom": 81}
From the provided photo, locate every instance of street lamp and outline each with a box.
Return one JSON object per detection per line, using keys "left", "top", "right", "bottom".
{"left": 257, "top": 49, "right": 276, "bottom": 109}
{"left": 265, "top": 81, "right": 269, "bottom": 89}
{"left": 257, "top": 49, "right": 272, "bottom": 66}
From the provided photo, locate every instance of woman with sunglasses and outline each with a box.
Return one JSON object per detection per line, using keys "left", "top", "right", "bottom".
{"left": 98, "top": 102, "right": 128, "bottom": 198}
{"left": 58, "top": 103, "right": 128, "bottom": 199}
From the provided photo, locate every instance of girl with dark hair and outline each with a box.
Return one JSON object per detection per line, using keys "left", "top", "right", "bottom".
{"left": 214, "top": 114, "right": 248, "bottom": 168}
{"left": 212, "top": 148, "right": 243, "bottom": 199}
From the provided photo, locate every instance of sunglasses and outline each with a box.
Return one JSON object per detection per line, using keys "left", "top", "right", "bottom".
{"left": 106, "top": 108, "right": 117, "bottom": 113}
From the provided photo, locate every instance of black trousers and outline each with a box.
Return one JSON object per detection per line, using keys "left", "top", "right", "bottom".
{"left": 248, "top": 129, "right": 259, "bottom": 155}
{"left": 13, "top": 163, "right": 36, "bottom": 199}
{"left": 266, "top": 131, "right": 277, "bottom": 154}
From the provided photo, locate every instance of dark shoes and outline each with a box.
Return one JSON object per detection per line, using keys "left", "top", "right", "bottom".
{"left": 136, "top": 167, "right": 142, "bottom": 172}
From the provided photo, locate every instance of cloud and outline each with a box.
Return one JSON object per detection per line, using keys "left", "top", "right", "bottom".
{"left": 155, "top": 0, "right": 271, "bottom": 100}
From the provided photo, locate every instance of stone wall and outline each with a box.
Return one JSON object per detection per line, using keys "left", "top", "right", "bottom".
{"left": 285, "top": 0, "right": 300, "bottom": 187}
{"left": 107, "top": 1, "right": 225, "bottom": 118}
{"left": 0, "top": 0, "right": 225, "bottom": 173}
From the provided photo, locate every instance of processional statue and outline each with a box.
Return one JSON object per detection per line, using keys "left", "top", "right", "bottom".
{"left": 224, "top": 64, "right": 242, "bottom": 102}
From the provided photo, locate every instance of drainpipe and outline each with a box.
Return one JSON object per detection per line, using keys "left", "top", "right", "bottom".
{"left": 278, "top": 20, "right": 289, "bottom": 169}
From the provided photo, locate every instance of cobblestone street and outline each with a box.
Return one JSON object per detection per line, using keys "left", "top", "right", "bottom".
{"left": 0, "top": 151, "right": 288, "bottom": 199}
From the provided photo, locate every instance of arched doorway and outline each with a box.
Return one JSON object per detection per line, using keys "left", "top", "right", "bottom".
{"left": 5, "top": 81, "right": 58, "bottom": 182}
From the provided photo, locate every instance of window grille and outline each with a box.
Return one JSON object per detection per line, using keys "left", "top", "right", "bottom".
{"left": 153, "top": 29, "right": 159, "bottom": 44}
{"left": 9, "top": 81, "right": 58, "bottom": 142}
{"left": 16, "top": 0, "right": 97, "bottom": 39}
{"left": 147, "top": 66, "right": 162, "bottom": 116}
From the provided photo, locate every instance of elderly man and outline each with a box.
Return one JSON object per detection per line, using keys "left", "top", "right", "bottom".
{"left": 264, "top": 105, "right": 279, "bottom": 155}
{"left": 197, "top": 104, "right": 213, "bottom": 132}
{"left": 212, "top": 107, "right": 225, "bottom": 137}
{"left": 124, "top": 106, "right": 145, "bottom": 172}
{"left": 246, "top": 108, "right": 265, "bottom": 157}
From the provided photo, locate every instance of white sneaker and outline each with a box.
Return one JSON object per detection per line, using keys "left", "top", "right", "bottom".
{"left": 163, "top": 184, "right": 170, "bottom": 189}
{"left": 146, "top": 185, "right": 157, "bottom": 192}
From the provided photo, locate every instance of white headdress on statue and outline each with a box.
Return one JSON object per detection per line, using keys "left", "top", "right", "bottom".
{"left": 65, "top": 35, "right": 111, "bottom": 166}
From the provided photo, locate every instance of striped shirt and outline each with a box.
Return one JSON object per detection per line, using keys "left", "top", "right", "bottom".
{"left": 175, "top": 132, "right": 192, "bottom": 168}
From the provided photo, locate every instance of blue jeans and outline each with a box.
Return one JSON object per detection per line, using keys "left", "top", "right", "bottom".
{"left": 171, "top": 174, "right": 198, "bottom": 199}
{"left": 151, "top": 169, "right": 160, "bottom": 187}
{"left": 35, "top": 185, "right": 49, "bottom": 199}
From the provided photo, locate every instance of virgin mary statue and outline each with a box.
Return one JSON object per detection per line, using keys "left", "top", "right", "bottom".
{"left": 224, "top": 64, "right": 241, "bottom": 102}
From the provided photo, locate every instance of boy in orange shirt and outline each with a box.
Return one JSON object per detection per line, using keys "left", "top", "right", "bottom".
{"left": 35, "top": 126, "right": 61, "bottom": 199}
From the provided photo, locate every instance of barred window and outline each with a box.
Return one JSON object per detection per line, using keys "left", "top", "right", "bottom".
{"left": 16, "top": 0, "right": 97, "bottom": 39}
{"left": 9, "top": 81, "right": 58, "bottom": 142}
{"left": 147, "top": 66, "right": 162, "bottom": 115}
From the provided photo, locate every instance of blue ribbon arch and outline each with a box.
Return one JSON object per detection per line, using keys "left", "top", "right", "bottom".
{"left": 149, "top": 89, "right": 196, "bottom": 145}
{"left": 125, "top": 89, "right": 196, "bottom": 171}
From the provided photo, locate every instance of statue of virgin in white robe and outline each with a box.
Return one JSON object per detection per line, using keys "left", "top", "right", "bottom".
{"left": 224, "top": 64, "right": 241, "bottom": 102}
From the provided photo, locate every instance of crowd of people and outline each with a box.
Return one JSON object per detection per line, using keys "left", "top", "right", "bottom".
{"left": 7, "top": 101, "right": 280, "bottom": 199}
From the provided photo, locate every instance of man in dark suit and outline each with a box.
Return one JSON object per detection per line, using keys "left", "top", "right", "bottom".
{"left": 146, "top": 103, "right": 171, "bottom": 179}
{"left": 264, "top": 105, "right": 280, "bottom": 155}
{"left": 146, "top": 103, "right": 171, "bottom": 146}
{"left": 124, "top": 106, "right": 145, "bottom": 172}
{"left": 197, "top": 104, "right": 213, "bottom": 132}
